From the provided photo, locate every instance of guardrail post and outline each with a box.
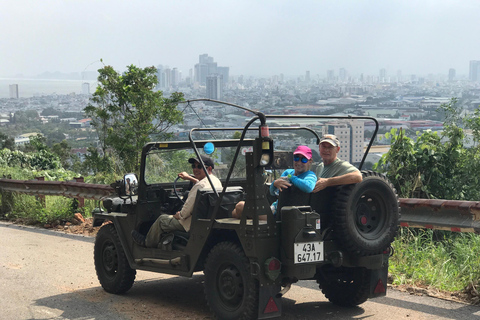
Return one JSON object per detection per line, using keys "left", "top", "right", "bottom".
{"left": 74, "top": 177, "right": 85, "bottom": 208}
{"left": 0, "top": 189, "right": 13, "bottom": 217}
{"left": 35, "top": 176, "right": 46, "bottom": 207}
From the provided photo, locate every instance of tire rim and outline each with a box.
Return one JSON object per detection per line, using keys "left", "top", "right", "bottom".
{"left": 102, "top": 241, "right": 118, "bottom": 278}
{"left": 217, "top": 264, "right": 244, "bottom": 309}
{"left": 354, "top": 192, "right": 387, "bottom": 239}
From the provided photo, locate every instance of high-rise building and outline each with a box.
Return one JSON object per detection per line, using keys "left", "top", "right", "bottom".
{"left": 194, "top": 62, "right": 209, "bottom": 85}
{"left": 397, "top": 70, "right": 402, "bottom": 82}
{"left": 9, "top": 84, "right": 19, "bottom": 99}
{"left": 217, "top": 67, "right": 229, "bottom": 86}
{"left": 199, "top": 53, "right": 213, "bottom": 64}
{"left": 305, "top": 71, "right": 311, "bottom": 83}
{"left": 448, "top": 68, "right": 456, "bottom": 82}
{"left": 206, "top": 74, "right": 223, "bottom": 100}
{"left": 156, "top": 65, "right": 166, "bottom": 89}
{"left": 469, "top": 60, "right": 480, "bottom": 82}
{"left": 166, "top": 68, "right": 173, "bottom": 88}
{"left": 194, "top": 54, "right": 229, "bottom": 86}
{"left": 339, "top": 68, "right": 347, "bottom": 82}
{"left": 82, "top": 83, "right": 90, "bottom": 95}
{"left": 379, "top": 68, "right": 386, "bottom": 82}
{"left": 327, "top": 70, "right": 335, "bottom": 82}
{"left": 171, "top": 68, "right": 180, "bottom": 87}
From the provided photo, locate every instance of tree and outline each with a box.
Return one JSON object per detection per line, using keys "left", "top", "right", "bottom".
{"left": 51, "top": 140, "right": 72, "bottom": 169}
{"left": 14, "top": 110, "right": 39, "bottom": 125}
{"left": 85, "top": 64, "right": 184, "bottom": 173}
{"left": 41, "top": 107, "right": 61, "bottom": 117}
{"left": 24, "top": 134, "right": 48, "bottom": 153}
{"left": 374, "top": 98, "right": 480, "bottom": 201}
{"left": 81, "top": 147, "right": 112, "bottom": 175}
{"left": 0, "top": 132, "right": 15, "bottom": 150}
{"left": 46, "top": 131, "right": 66, "bottom": 146}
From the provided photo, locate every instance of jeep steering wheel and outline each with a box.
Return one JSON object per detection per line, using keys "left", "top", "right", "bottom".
{"left": 173, "top": 175, "right": 194, "bottom": 204}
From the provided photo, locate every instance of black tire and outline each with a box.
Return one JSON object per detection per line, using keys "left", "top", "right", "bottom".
{"left": 333, "top": 170, "right": 400, "bottom": 256}
{"left": 204, "top": 242, "right": 258, "bottom": 320}
{"left": 94, "top": 224, "right": 136, "bottom": 294}
{"left": 316, "top": 265, "right": 370, "bottom": 307}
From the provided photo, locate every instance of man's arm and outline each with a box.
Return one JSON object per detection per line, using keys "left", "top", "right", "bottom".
{"left": 178, "top": 171, "right": 198, "bottom": 184}
{"left": 176, "top": 182, "right": 202, "bottom": 219}
{"left": 313, "top": 170, "right": 362, "bottom": 193}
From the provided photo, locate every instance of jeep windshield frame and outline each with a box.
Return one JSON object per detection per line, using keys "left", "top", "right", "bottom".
{"left": 183, "top": 99, "right": 379, "bottom": 187}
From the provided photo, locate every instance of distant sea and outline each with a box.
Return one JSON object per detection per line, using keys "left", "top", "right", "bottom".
{"left": 0, "top": 78, "right": 97, "bottom": 99}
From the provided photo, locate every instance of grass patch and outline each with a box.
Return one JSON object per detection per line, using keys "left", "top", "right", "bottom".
{"left": 390, "top": 227, "right": 480, "bottom": 292}
{"left": 2, "top": 193, "right": 102, "bottom": 225}
{"left": 0, "top": 166, "right": 115, "bottom": 224}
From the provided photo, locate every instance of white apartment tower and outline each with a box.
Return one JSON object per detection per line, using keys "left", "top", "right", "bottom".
{"left": 469, "top": 60, "right": 480, "bottom": 82}
{"left": 9, "top": 84, "right": 19, "bottom": 99}
{"left": 322, "top": 120, "right": 365, "bottom": 164}
{"left": 82, "top": 82, "right": 90, "bottom": 95}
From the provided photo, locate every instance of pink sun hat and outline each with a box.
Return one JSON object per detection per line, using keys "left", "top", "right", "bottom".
{"left": 293, "top": 145, "right": 312, "bottom": 160}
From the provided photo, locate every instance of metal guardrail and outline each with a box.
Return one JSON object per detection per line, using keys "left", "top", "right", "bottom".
{"left": 2, "top": 178, "right": 480, "bottom": 234}
{"left": 0, "top": 178, "right": 114, "bottom": 200}
{"left": 399, "top": 198, "right": 480, "bottom": 234}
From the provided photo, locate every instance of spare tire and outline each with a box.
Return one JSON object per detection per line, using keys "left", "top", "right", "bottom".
{"left": 333, "top": 171, "right": 400, "bottom": 256}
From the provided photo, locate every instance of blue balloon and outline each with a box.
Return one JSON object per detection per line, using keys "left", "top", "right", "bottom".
{"left": 203, "top": 142, "right": 215, "bottom": 154}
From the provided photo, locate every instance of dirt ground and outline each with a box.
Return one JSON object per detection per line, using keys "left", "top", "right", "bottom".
{"left": 10, "top": 215, "right": 480, "bottom": 307}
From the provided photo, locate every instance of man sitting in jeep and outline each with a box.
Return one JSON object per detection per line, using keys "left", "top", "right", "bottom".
{"left": 313, "top": 134, "right": 363, "bottom": 192}
{"left": 132, "top": 155, "right": 222, "bottom": 247}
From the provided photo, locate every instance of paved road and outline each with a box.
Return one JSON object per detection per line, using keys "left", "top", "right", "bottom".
{"left": 2, "top": 221, "right": 480, "bottom": 320}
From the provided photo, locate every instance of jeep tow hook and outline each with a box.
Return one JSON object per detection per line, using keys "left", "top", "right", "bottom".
{"left": 276, "top": 282, "right": 292, "bottom": 298}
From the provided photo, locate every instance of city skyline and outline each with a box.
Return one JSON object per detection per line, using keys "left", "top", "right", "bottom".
{"left": 2, "top": 1, "right": 480, "bottom": 79}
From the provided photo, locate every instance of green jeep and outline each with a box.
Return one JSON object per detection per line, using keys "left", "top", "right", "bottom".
{"left": 93, "top": 99, "right": 400, "bottom": 319}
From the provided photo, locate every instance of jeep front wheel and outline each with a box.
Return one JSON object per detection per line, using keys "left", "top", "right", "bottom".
{"left": 94, "top": 224, "right": 136, "bottom": 294}
{"left": 204, "top": 242, "right": 258, "bottom": 320}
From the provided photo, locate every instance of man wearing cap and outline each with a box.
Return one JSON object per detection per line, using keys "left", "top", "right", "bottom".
{"left": 232, "top": 145, "right": 317, "bottom": 219}
{"left": 132, "top": 155, "right": 222, "bottom": 248}
{"left": 313, "top": 134, "right": 362, "bottom": 193}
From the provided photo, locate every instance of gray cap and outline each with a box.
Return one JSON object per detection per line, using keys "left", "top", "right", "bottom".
{"left": 320, "top": 134, "right": 340, "bottom": 147}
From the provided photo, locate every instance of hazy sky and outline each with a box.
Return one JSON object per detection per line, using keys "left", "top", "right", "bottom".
{"left": 2, "top": 0, "right": 480, "bottom": 78}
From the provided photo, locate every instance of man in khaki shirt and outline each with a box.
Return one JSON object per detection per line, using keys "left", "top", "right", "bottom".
{"left": 132, "top": 155, "right": 222, "bottom": 248}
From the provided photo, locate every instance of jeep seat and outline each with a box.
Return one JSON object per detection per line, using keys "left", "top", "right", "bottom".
{"left": 169, "top": 187, "right": 244, "bottom": 250}
{"left": 194, "top": 186, "right": 245, "bottom": 220}
{"left": 276, "top": 185, "right": 311, "bottom": 220}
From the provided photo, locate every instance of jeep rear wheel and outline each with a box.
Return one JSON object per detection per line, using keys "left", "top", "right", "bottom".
{"left": 333, "top": 171, "right": 400, "bottom": 256}
{"left": 316, "top": 265, "right": 370, "bottom": 306}
{"left": 94, "top": 224, "right": 136, "bottom": 294}
{"left": 204, "top": 242, "right": 258, "bottom": 320}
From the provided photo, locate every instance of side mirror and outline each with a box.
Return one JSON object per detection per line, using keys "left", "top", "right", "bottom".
{"left": 123, "top": 173, "right": 138, "bottom": 197}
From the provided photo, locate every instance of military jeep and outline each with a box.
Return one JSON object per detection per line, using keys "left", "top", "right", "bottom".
{"left": 93, "top": 99, "right": 400, "bottom": 319}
